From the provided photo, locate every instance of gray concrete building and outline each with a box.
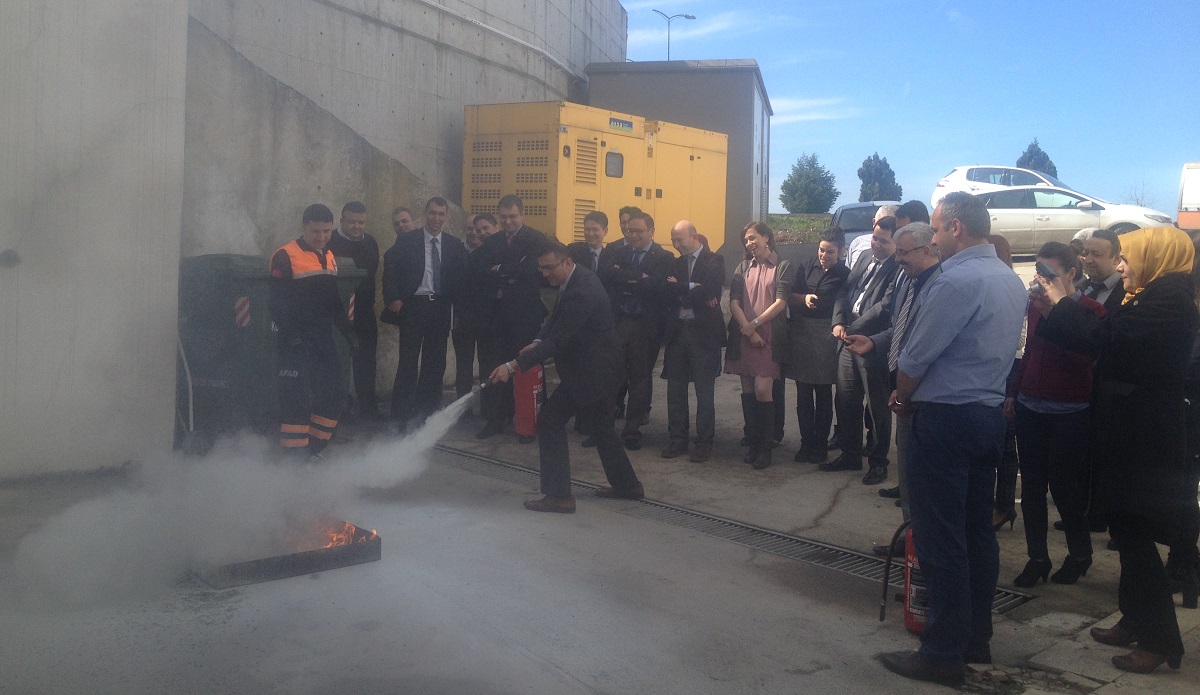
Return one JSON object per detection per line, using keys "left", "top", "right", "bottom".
{"left": 0, "top": 0, "right": 626, "bottom": 476}
{"left": 585, "top": 60, "right": 772, "bottom": 267}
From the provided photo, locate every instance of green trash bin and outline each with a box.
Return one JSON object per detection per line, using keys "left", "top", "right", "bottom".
{"left": 176, "top": 254, "right": 365, "bottom": 448}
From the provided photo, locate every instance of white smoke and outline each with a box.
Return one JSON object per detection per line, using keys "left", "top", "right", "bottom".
{"left": 10, "top": 393, "right": 476, "bottom": 607}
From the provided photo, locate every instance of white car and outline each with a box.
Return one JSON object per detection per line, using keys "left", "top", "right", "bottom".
{"left": 931, "top": 165, "right": 1071, "bottom": 208}
{"left": 974, "top": 186, "right": 1175, "bottom": 254}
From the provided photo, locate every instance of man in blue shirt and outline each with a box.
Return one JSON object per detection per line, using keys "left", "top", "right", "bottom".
{"left": 878, "top": 192, "right": 1026, "bottom": 686}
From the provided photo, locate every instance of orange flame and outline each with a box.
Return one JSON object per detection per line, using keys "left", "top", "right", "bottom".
{"left": 322, "top": 520, "right": 379, "bottom": 548}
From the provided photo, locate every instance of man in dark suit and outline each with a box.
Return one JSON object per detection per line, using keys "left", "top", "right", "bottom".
{"left": 325, "top": 201, "right": 381, "bottom": 419}
{"left": 567, "top": 210, "right": 615, "bottom": 273}
{"left": 489, "top": 240, "right": 643, "bottom": 513}
{"left": 381, "top": 196, "right": 467, "bottom": 427}
{"left": 826, "top": 216, "right": 901, "bottom": 482}
{"left": 599, "top": 211, "right": 672, "bottom": 450}
{"left": 1081, "top": 228, "right": 1128, "bottom": 312}
{"left": 470, "top": 194, "right": 548, "bottom": 440}
{"left": 660, "top": 221, "right": 725, "bottom": 462}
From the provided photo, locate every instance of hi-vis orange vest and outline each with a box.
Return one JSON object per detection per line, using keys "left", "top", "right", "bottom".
{"left": 269, "top": 239, "right": 341, "bottom": 336}
{"left": 277, "top": 239, "right": 337, "bottom": 278}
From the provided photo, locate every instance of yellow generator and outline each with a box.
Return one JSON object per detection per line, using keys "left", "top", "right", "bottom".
{"left": 463, "top": 102, "right": 728, "bottom": 252}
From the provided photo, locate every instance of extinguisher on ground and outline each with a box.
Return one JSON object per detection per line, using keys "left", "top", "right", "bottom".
{"left": 879, "top": 521, "right": 930, "bottom": 635}
{"left": 513, "top": 363, "right": 544, "bottom": 438}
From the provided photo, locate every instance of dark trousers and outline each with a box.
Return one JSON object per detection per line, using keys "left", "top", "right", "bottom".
{"left": 1111, "top": 516, "right": 1185, "bottom": 658}
{"left": 665, "top": 323, "right": 720, "bottom": 446}
{"left": 835, "top": 347, "right": 892, "bottom": 465}
{"left": 1015, "top": 403, "right": 1093, "bottom": 560}
{"left": 615, "top": 316, "right": 656, "bottom": 435}
{"left": 537, "top": 386, "right": 640, "bottom": 499}
{"left": 452, "top": 316, "right": 481, "bottom": 399}
{"left": 478, "top": 304, "right": 540, "bottom": 425}
{"left": 349, "top": 313, "right": 378, "bottom": 415}
{"left": 794, "top": 381, "right": 833, "bottom": 451}
{"left": 1169, "top": 380, "right": 1200, "bottom": 570}
{"left": 277, "top": 331, "right": 343, "bottom": 451}
{"left": 908, "top": 402, "right": 1004, "bottom": 668}
{"left": 390, "top": 297, "right": 451, "bottom": 424}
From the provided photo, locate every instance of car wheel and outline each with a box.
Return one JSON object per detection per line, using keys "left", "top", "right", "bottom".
{"left": 1108, "top": 223, "right": 1139, "bottom": 235}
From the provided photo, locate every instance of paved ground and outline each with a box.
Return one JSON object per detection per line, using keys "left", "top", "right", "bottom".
{"left": 1, "top": 333, "right": 1197, "bottom": 693}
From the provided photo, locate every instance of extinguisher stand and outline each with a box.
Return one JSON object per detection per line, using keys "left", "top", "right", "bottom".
{"left": 879, "top": 520, "right": 911, "bottom": 622}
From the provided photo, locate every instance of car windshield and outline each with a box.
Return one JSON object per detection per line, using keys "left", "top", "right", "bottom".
{"left": 1042, "top": 173, "right": 1071, "bottom": 189}
{"left": 834, "top": 206, "right": 878, "bottom": 232}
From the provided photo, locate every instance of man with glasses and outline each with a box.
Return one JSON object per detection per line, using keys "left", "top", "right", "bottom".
{"left": 845, "top": 223, "right": 941, "bottom": 555}
{"left": 489, "top": 241, "right": 643, "bottom": 513}
{"left": 1080, "top": 228, "right": 1127, "bottom": 312}
{"left": 826, "top": 217, "right": 901, "bottom": 483}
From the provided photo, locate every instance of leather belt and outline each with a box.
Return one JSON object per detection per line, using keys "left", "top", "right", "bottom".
{"left": 416, "top": 293, "right": 441, "bottom": 301}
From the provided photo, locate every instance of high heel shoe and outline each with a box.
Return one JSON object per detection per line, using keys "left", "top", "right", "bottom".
{"left": 1013, "top": 558, "right": 1053, "bottom": 588}
{"left": 1111, "top": 648, "right": 1181, "bottom": 673}
{"left": 1090, "top": 624, "right": 1138, "bottom": 646}
{"left": 992, "top": 508, "right": 1017, "bottom": 531}
{"left": 1050, "top": 555, "right": 1092, "bottom": 584}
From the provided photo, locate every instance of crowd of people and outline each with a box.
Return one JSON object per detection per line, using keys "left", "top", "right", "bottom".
{"left": 266, "top": 191, "right": 1200, "bottom": 682}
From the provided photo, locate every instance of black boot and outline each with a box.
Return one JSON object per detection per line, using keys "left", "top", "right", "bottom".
{"left": 743, "top": 401, "right": 760, "bottom": 464}
{"left": 740, "top": 394, "right": 755, "bottom": 447}
{"left": 753, "top": 401, "right": 775, "bottom": 470}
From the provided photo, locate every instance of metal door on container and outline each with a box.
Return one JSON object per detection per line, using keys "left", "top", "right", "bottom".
{"left": 646, "top": 138, "right": 693, "bottom": 252}
{"left": 598, "top": 132, "right": 645, "bottom": 228}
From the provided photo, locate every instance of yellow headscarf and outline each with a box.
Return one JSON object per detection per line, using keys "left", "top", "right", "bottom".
{"left": 1119, "top": 226, "right": 1195, "bottom": 304}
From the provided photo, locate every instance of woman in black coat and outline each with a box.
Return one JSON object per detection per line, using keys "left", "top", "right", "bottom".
{"left": 1035, "top": 226, "right": 1199, "bottom": 673}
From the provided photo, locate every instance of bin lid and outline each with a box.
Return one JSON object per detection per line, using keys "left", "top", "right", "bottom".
{"left": 181, "top": 253, "right": 364, "bottom": 278}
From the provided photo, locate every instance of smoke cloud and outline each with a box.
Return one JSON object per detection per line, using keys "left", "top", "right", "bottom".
{"left": 10, "top": 393, "right": 475, "bottom": 607}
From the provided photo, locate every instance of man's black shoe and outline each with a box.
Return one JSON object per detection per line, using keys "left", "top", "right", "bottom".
{"left": 878, "top": 650, "right": 964, "bottom": 686}
{"left": 826, "top": 436, "right": 839, "bottom": 451}
{"left": 872, "top": 540, "right": 905, "bottom": 558}
{"left": 517, "top": 434, "right": 536, "bottom": 444}
{"left": 1053, "top": 519, "right": 1065, "bottom": 531}
{"left": 964, "top": 646, "right": 993, "bottom": 665}
{"left": 818, "top": 454, "right": 863, "bottom": 472}
{"left": 878, "top": 486, "right": 901, "bottom": 499}
{"left": 475, "top": 420, "right": 505, "bottom": 439}
{"left": 581, "top": 436, "right": 597, "bottom": 448}
{"left": 862, "top": 466, "right": 888, "bottom": 485}
{"left": 622, "top": 434, "right": 641, "bottom": 451}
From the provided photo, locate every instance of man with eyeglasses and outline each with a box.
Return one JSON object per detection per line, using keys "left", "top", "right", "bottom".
{"left": 845, "top": 223, "right": 941, "bottom": 555}
{"left": 489, "top": 240, "right": 643, "bottom": 513}
{"left": 1080, "top": 228, "right": 1127, "bottom": 312}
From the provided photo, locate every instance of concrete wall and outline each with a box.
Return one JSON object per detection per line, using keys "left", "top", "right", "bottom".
{"left": 189, "top": 0, "right": 627, "bottom": 205}
{"left": 0, "top": 0, "right": 189, "bottom": 476}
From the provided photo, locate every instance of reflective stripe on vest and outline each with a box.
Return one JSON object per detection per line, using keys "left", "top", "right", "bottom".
{"left": 278, "top": 240, "right": 338, "bottom": 279}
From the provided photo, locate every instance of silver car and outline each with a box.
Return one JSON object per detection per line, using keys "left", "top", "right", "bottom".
{"left": 974, "top": 186, "right": 1174, "bottom": 254}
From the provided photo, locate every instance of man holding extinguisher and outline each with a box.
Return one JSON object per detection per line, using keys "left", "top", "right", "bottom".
{"left": 489, "top": 240, "right": 642, "bottom": 513}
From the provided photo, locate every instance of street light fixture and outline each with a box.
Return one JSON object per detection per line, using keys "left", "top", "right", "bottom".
{"left": 651, "top": 10, "right": 696, "bottom": 61}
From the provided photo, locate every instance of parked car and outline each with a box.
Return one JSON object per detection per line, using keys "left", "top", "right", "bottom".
{"left": 931, "top": 166, "right": 1071, "bottom": 208}
{"left": 973, "top": 186, "right": 1174, "bottom": 254}
{"left": 831, "top": 200, "right": 901, "bottom": 264}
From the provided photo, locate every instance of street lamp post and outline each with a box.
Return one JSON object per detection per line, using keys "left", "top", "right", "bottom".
{"left": 651, "top": 10, "right": 696, "bottom": 61}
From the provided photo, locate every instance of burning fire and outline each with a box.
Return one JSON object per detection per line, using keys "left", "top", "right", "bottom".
{"left": 322, "top": 520, "right": 379, "bottom": 548}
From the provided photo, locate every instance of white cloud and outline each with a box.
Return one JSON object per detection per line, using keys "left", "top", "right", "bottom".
{"left": 771, "top": 97, "right": 860, "bottom": 125}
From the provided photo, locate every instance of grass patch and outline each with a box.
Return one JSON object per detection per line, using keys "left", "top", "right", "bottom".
{"left": 767, "top": 213, "right": 832, "bottom": 244}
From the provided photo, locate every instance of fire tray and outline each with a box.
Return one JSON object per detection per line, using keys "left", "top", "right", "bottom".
{"left": 199, "top": 519, "right": 381, "bottom": 589}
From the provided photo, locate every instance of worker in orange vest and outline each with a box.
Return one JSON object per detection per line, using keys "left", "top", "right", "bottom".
{"left": 268, "top": 203, "right": 355, "bottom": 458}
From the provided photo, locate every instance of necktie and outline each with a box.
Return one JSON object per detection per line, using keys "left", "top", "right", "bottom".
{"left": 430, "top": 236, "right": 441, "bottom": 294}
{"left": 888, "top": 279, "right": 916, "bottom": 372}
{"left": 592, "top": 248, "right": 600, "bottom": 271}
{"left": 1086, "top": 280, "right": 1105, "bottom": 300}
{"left": 853, "top": 261, "right": 878, "bottom": 315}
{"left": 687, "top": 254, "right": 696, "bottom": 283}
{"left": 634, "top": 250, "right": 645, "bottom": 267}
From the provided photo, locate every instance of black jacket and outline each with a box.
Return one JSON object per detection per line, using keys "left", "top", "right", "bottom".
{"left": 567, "top": 241, "right": 618, "bottom": 274}
{"left": 467, "top": 225, "right": 548, "bottom": 326}
{"left": 598, "top": 241, "right": 673, "bottom": 325}
{"left": 790, "top": 256, "right": 850, "bottom": 319}
{"left": 662, "top": 248, "right": 726, "bottom": 349}
{"left": 516, "top": 267, "right": 622, "bottom": 406}
{"left": 832, "top": 252, "right": 900, "bottom": 336}
{"left": 381, "top": 228, "right": 468, "bottom": 305}
{"left": 1037, "top": 272, "right": 1199, "bottom": 530}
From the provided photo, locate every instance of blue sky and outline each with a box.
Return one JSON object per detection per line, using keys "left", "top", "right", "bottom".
{"left": 623, "top": 0, "right": 1200, "bottom": 216}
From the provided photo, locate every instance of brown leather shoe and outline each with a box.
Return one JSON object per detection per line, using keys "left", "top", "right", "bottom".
{"left": 1090, "top": 624, "right": 1138, "bottom": 647}
{"left": 660, "top": 442, "right": 688, "bottom": 458}
{"left": 689, "top": 444, "right": 712, "bottom": 462}
{"left": 523, "top": 495, "right": 576, "bottom": 513}
{"left": 595, "top": 483, "right": 645, "bottom": 500}
{"left": 1112, "top": 648, "right": 1180, "bottom": 673}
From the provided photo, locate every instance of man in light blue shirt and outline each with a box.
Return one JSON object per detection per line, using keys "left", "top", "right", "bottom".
{"left": 878, "top": 192, "right": 1026, "bottom": 686}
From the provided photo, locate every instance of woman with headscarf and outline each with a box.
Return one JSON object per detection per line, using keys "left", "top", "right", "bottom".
{"left": 1035, "top": 227, "right": 1199, "bottom": 673}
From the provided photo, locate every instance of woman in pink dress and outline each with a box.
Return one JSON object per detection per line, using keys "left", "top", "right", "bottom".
{"left": 725, "top": 222, "right": 792, "bottom": 469}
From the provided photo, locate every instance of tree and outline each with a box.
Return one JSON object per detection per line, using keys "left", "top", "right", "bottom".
{"left": 779, "top": 153, "right": 840, "bottom": 214}
{"left": 857, "top": 153, "right": 902, "bottom": 202}
{"left": 1016, "top": 138, "right": 1058, "bottom": 177}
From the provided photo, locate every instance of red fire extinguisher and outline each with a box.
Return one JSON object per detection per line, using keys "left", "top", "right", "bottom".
{"left": 879, "top": 521, "right": 929, "bottom": 635}
{"left": 513, "top": 363, "right": 544, "bottom": 438}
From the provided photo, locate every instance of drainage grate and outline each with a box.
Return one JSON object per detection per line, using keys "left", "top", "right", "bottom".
{"left": 436, "top": 445, "right": 1035, "bottom": 614}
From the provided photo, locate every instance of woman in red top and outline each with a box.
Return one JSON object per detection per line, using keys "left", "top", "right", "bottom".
{"left": 1009, "top": 242, "right": 1105, "bottom": 587}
